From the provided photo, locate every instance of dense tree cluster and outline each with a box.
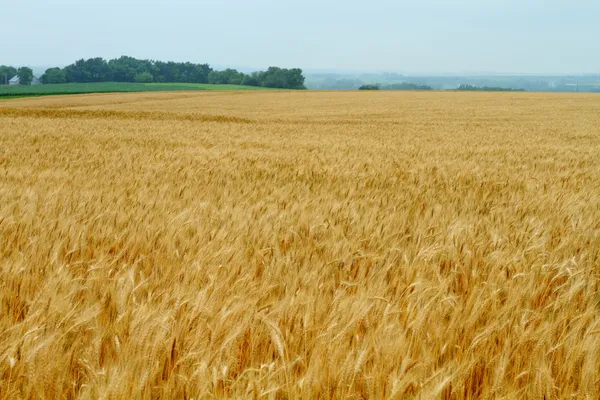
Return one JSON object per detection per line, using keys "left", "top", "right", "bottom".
{"left": 31, "top": 56, "right": 305, "bottom": 89}
{"left": 358, "top": 84, "right": 380, "bottom": 90}
{"left": 0, "top": 65, "right": 17, "bottom": 84}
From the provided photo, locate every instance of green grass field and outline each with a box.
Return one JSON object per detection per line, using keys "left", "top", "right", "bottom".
{"left": 0, "top": 82, "right": 278, "bottom": 98}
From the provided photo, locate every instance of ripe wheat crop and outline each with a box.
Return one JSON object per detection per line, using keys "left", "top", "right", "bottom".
{"left": 1, "top": 91, "right": 599, "bottom": 399}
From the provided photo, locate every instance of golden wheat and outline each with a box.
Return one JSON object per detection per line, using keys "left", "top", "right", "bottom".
{"left": 1, "top": 91, "right": 599, "bottom": 399}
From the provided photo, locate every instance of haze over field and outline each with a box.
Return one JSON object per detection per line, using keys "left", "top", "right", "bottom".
{"left": 2, "top": 0, "right": 599, "bottom": 74}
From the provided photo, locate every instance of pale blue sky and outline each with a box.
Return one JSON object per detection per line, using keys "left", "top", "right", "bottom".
{"left": 2, "top": 0, "right": 598, "bottom": 73}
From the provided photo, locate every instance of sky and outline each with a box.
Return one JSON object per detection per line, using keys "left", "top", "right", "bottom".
{"left": 2, "top": 0, "right": 599, "bottom": 74}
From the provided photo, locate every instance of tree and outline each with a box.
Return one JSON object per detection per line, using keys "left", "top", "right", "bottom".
{"left": 64, "top": 59, "right": 87, "bottom": 82}
{"left": 256, "top": 67, "right": 306, "bottom": 89}
{"left": 208, "top": 70, "right": 226, "bottom": 84}
{"left": 208, "top": 69, "right": 246, "bottom": 85}
{"left": 191, "top": 63, "right": 211, "bottom": 83}
{"left": 259, "top": 67, "right": 286, "bottom": 88}
{"left": 17, "top": 67, "right": 34, "bottom": 85}
{"left": 358, "top": 84, "right": 380, "bottom": 90}
{"left": 253, "top": 67, "right": 306, "bottom": 89}
{"left": 134, "top": 72, "right": 154, "bottom": 83}
{"left": 83, "top": 57, "right": 111, "bottom": 82}
{"left": 41, "top": 67, "right": 67, "bottom": 84}
{"left": 241, "top": 72, "right": 260, "bottom": 87}
{"left": 108, "top": 56, "right": 155, "bottom": 82}
{"left": 0, "top": 65, "right": 17, "bottom": 84}
{"left": 284, "top": 68, "right": 305, "bottom": 89}
{"left": 64, "top": 58, "right": 110, "bottom": 83}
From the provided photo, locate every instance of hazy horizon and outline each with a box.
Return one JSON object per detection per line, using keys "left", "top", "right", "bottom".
{"left": 2, "top": 0, "right": 599, "bottom": 75}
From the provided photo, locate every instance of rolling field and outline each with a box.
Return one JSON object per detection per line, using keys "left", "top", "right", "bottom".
{"left": 0, "top": 82, "right": 277, "bottom": 98}
{"left": 1, "top": 91, "right": 599, "bottom": 399}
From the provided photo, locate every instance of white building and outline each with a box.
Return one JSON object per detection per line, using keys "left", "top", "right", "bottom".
{"left": 8, "top": 75, "right": 41, "bottom": 85}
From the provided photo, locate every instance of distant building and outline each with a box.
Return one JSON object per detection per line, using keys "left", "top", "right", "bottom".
{"left": 8, "top": 75, "right": 41, "bottom": 85}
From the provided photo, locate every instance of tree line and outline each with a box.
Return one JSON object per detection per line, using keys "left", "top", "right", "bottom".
{"left": 1, "top": 56, "right": 306, "bottom": 89}
{"left": 358, "top": 83, "right": 433, "bottom": 91}
{"left": 455, "top": 84, "right": 525, "bottom": 92}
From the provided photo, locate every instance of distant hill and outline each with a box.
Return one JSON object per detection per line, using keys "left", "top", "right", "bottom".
{"left": 305, "top": 72, "right": 600, "bottom": 92}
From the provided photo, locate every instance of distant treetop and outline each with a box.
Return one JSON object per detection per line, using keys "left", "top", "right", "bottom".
{"left": 456, "top": 84, "right": 525, "bottom": 92}
{"left": 358, "top": 84, "right": 380, "bottom": 90}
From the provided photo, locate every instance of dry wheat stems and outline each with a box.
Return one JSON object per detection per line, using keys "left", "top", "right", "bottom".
{"left": 1, "top": 91, "right": 599, "bottom": 399}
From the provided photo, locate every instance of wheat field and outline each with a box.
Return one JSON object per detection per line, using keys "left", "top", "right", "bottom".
{"left": 1, "top": 91, "right": 599, "bottom": 399}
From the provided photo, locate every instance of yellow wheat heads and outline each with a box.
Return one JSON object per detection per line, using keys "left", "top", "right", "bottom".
{"left": 1, "top": 90, "right": 599, "bottom": 398}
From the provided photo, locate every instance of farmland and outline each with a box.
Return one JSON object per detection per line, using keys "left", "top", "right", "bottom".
{"left": 0, "top": 82, "right": 277, "bottom": 98}
{"left": 0, "top": 91, "right": 599, "bottom": 398}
